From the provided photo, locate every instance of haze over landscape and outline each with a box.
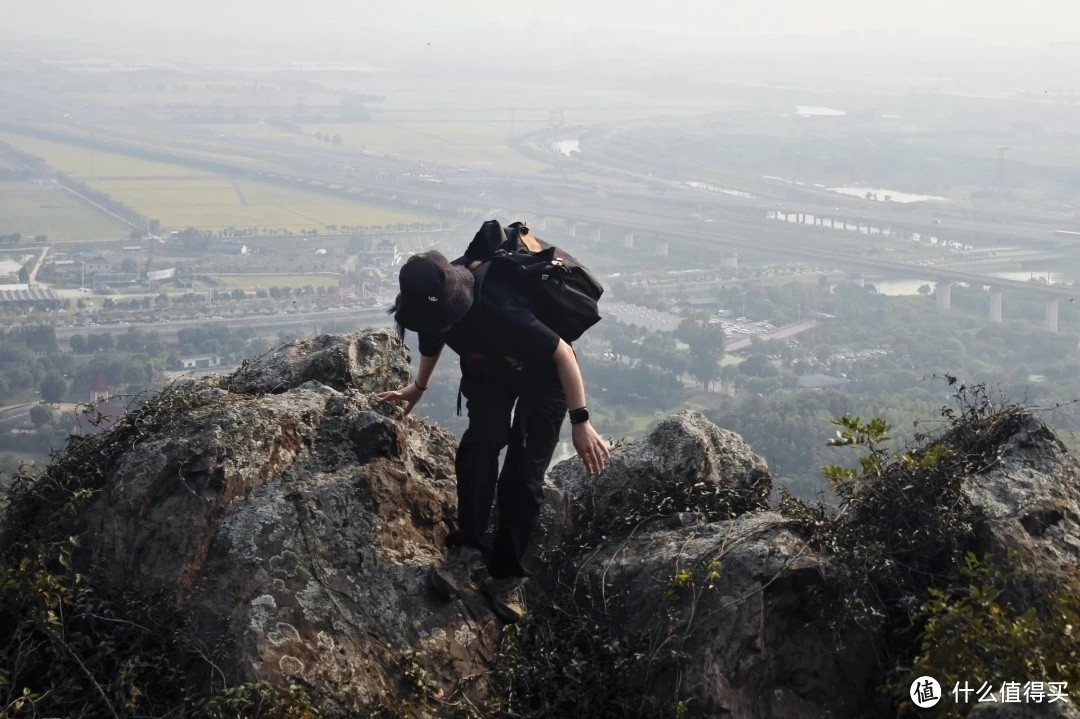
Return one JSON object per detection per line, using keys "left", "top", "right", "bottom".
{"left": 0, "top": 0, "right": 1079, "bottom": 483}
{"left": 5, "top": 1, "right": 1080, "bottom": 716}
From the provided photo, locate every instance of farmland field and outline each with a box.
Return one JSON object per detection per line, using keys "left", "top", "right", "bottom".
{"left": 0, "top": 181, "right": 130, "bottom": 241}
{"left": 92, "top": 178, "right": 437, "bottom": 230}
{"left": 0, "top": 132, "right": 216, "bottom": 180}
{"left": 303, "top": 122, "right": 552, "bottom": 172}
{"left": 0, "top": 132, "right": 438, "bottom": 231}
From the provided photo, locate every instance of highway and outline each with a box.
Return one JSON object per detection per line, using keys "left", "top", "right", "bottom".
{"left": 548, "top": 213, "right": 1080, "bottom": 300}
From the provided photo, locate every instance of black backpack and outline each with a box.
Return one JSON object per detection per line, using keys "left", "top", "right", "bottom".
{"left": 466, "top": 220, "right": 604, "bottom": 343}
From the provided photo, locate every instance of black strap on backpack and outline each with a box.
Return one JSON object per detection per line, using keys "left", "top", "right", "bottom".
{"left": 472, "top": 220, "right": 604, "bottom": 343}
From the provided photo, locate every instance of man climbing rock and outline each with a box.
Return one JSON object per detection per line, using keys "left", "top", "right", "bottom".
{"left": 377, "top": 248, "right": 609, "bottom": 623}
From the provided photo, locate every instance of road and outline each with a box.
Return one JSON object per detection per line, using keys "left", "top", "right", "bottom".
{"left": 0, "top": 402, "right": 34, "bottom": 426}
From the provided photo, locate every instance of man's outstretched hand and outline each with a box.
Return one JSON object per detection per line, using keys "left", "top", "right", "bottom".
{"left": 376, "top": 383, "right": 425, "bottom": 416}
{"left": 572, "top": 421, "right": 611, "bottom": 475}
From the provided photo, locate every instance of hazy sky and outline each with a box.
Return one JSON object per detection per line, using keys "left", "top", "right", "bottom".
{"left": 5, "top": 0, "right": 1080, "bottom": 47}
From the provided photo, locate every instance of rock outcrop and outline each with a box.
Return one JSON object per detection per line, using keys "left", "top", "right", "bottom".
{"left": 547, "top": 414, "right": 877, "bottom": 719}
{"left": 2, "top": 330, "right": 1079, "bottom": 717}
{"left": 71, "top": 330, "right": 501, "bottom": 713}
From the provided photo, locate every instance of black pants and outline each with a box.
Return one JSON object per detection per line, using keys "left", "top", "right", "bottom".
{"left": 452, "top": 357, "right": 567, "bottom": 579}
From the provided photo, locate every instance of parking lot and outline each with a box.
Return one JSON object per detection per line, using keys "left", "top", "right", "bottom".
{"left": 602, "top": 302, "right": 682, "bottom": 331}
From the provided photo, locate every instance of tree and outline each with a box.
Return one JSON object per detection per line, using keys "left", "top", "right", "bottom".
{"left": 121, "top": 258, "right": 138, "bottom": 274}
{"left": 17, "top": 266, "right": 29, "bottom": 283}
{"left": 86, "top": 333, "right": 116, "bottom": 353}
{"left": 739, "top": 353, "right": 780, "bottom": 378}
{"left": 39, "top": 372, "right": 68, "bottom": 403}
{"left": 29, "top": 404, "right": 53, "bottom": 428}
{"left": 690, "top": 344, "right": 720, "bottom": 392}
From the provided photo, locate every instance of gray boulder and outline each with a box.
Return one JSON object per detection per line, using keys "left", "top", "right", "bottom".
{"left": 550, "top": 409, "right": 771, "bottom": 527}
{"left": 74, "top": 332, "right": 497, "bottom": 713}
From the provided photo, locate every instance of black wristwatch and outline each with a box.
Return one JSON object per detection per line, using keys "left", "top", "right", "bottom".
{"left": 568, "top": 406, "right": 590, "bottom": 425}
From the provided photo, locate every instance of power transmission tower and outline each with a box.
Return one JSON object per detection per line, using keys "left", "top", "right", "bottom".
{"left": 996, "top": 146, "right": 1010, "bottom": 184}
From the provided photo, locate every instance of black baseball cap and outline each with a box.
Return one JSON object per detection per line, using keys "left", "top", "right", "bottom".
{"left": 392, "top": 251, "right": 474, "bottom": 334}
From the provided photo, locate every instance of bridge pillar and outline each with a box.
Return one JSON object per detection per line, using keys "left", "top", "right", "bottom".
{"left": 655, "top": 240, "right": 670, "bottom": 257}
{"left": 623, "top": 232, "right": 634, "bottom": 249}
{"left": 989, "top": 290, "right": 1004, "bottom": 323}
{"left": 569, "top": 222, "right": 580, "bottom": 238}
{"left": 935, "top": 281, "right": 953, "bottom": 310}
{"left": 1046, "top": 298, "right": 1060, "bottom": 333}
{"left": 593, "top": 226, "right": 603, "bottom": 242}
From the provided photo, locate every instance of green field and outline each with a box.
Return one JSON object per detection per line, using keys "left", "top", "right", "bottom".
{"left": 303, "top": 122, "right": 552, "bottom": 172}
{"left": 0, "top": 181, "right": 130, "bottom": 241}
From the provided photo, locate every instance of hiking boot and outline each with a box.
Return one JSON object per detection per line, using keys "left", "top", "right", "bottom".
{"left": 428, "top": 546, "right": 486, "bottom": 602}
{"left": 482, "top": 577, "right": 527, "bottom": 624}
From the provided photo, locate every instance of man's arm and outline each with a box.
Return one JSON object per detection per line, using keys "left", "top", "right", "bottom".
{"left": 553, "top": 340, "right": 610, "bottom": 474}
